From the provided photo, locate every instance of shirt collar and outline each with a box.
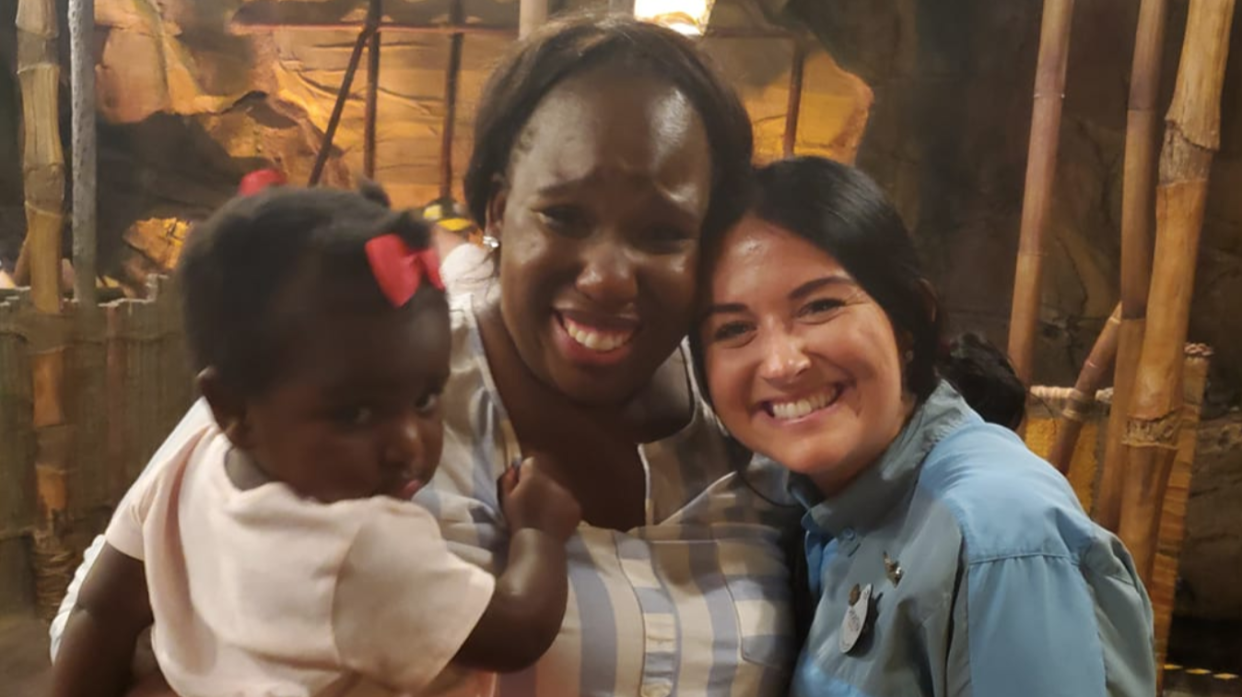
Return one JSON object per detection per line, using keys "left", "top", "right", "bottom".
{"left": 790, "top": 380, "right": 980, "bottom": 538}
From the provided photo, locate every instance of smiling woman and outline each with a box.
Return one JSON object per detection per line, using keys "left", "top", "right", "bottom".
{"left": 695, "top": 156, "right": 1158, "bottom": 697}
{"left": 50, "top": 15, "right": 801, "bottom": 697}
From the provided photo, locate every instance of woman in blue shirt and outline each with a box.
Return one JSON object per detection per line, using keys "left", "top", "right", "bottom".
{"left": 693, "top": 156, "right": 1156, "bottom": 697}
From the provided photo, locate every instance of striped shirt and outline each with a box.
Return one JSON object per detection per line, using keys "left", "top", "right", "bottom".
{"left": 52, "top": 296, "right": 803, "bottom": 697}
{"left": 418, "top": 297, "right": 802, "bottom": 696}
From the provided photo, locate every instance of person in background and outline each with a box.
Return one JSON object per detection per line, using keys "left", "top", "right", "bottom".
{"left": 52, "top": 15, "right": 801, "bottom": 697}
{"left": 694, "top": 156, "right": 1156, "bottom": 697}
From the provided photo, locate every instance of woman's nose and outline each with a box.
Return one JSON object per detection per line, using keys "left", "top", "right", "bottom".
{"left": 575, "top": 239, "right": 638, "bottom": 307}
{"left": 757, "top": 329, "right": 811, "bottom": 384}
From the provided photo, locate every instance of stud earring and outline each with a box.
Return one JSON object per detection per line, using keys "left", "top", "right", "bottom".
{"left": 903, "top": 349, "right": 914, "bottom": 363}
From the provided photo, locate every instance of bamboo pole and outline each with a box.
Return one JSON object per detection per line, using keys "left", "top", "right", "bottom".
{"left": 70, "top": 0, "right": 97, "bottom": 307}
{"left": 1151, "top": 344, "right": 1211, "bottom": 679}
{"left": 520, "top": 0, "right": 549, "bottom": 38}
{"left": 17, "top": 0, "right": 72, "bottom": 620}
{"left": 363, "top": 0, "right": 381, "bottom": 180}
{"left": 17, "top": 0, "right": 64, "bottom": 312}
{"left": 1095, "top": 0, "right": 1170, "bottom": 532}
{"left": 439, "top": 0, "right": 464, "bottom": 201}
{"left": 1007, "top": 0, "right": 1076, "bottom": 385}
{"left": 308, "top": 19, "right": 377, "bottom": 186}
{"left": 783, "top": 42, "right": 806, "bottom": 158}
{"left": 1047, "top": 304, "right": 1120, "bottom": 474}
{"left": 1118, "top": 0, "right": 1235, "bottom": 585}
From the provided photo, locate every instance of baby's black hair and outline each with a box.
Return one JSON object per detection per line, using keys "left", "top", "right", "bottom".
{"left": 177, "top": 182, "right": 438, "bottom": 397}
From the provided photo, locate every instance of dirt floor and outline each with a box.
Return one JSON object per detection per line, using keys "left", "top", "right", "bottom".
{"left": 0, "top": 614, "right": 50, "bottom": 696}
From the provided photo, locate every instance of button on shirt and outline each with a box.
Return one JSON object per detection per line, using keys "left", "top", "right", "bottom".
{"left": 791, "top": 382, "right": 1156, "bottom": 697}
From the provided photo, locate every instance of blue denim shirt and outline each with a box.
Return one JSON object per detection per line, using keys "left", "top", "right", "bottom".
{"left": 790, "top": 381, "right": 1156, "bottom": 697}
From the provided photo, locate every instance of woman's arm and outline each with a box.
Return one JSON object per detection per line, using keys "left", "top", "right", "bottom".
{"left": 951, "top": 542, "right": 1156, "bottom": 697}
{"left": 50, "top": 545, "right": 153, "bottom": 697}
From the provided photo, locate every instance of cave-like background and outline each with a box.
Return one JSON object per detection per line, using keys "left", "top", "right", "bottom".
{"left": 0, "top": 0, "right": 1239, "bottom": 632}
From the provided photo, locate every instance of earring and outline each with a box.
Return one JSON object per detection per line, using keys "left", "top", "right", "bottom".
{"left": 903, "top": 349, "right": 914, "bottom": 363}
{"left": 481, "top": 234, "right": 500, "bottom": 251}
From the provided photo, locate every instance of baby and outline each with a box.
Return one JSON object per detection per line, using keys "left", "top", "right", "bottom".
{"left": 50, "top": 184, "right": 581, "bottom": 697}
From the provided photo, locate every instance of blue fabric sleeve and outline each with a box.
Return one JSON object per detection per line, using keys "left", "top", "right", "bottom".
{"left": 965, "top": 553, "right": 1109, "bottom": 697}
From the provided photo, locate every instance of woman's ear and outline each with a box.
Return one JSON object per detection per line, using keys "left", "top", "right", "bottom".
{"left": 196, "top": 368, "right": 253, "bottom": 448}
{"left": 485, "top": 178, "right": 509, "bottom": 240}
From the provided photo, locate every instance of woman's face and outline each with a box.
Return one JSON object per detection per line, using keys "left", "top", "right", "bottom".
{"left": 488, "top": 69, "right": 713, "bottom": 405}
{"left": 701, "top": 217, "right": 913, "bottom": 495}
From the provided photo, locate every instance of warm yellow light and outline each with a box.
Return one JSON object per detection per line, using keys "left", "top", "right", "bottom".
{"left": 633, "top": 0, "right": 715, "bottom": 36}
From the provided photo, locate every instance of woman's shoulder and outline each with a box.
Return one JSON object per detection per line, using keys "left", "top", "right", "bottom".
{"left": 915, "top": 421, "right": 1106, "bottom": 565}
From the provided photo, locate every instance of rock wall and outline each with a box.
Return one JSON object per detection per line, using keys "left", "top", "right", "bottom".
{"left": 0, "top": 0, "right": 869, "bottom": 292}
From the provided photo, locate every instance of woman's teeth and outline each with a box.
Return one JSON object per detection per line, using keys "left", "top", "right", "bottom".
{"left": 769, "top": 388, "right": 841, "bottom": 420}
{"left": 563, "top": 317, "right": 634, "bottom": 352}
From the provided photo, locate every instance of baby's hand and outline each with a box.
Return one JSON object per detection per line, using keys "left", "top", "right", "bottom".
{"left": 500, "top": 456, "right": 582, "bottom": 542}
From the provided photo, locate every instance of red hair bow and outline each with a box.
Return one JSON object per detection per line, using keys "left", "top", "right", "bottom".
{"left": 238, "top": 168, "right": 287, "bottom": 196}
{"left": 365, "top": 234, "right": 444, "bottom": 307}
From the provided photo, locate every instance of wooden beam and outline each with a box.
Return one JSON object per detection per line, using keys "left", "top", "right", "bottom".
{"left": 69, "top": 0, "right": 97, "bottom": 307}
{"left": 308, "top": 21, "right": 375, "bottom": 185}
{"left": 1097, "top": 0, "right": 1171, "bottom": 533}
{"left": 1119, "top": 0, "right": 1235, "bottom": 585}
{"left": 230, "top": 20, "right": 515, "bottom": 37}
{"left": 1007, "top": 0, "right": 1076, "bottom": 385}
{"left": 439, "top": 0, "right": 463, "bottom": 201}
{"left": 363, "top": 0, "right": 381, "bottom": 180}
{"left": 520, "top": 0, "right": 548, "bottom": 38}
{"left": 783, "top": 41, "right": 806, "bottom": 157}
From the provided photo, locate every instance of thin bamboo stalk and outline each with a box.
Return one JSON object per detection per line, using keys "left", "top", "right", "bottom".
{"left": 1096, "top": 0, "right": 1170, "bottom": 533}
{"left": 439, "top": 0, "right": 464, "bottom": 201}
{"left": 520, "top": 0, "right": 549, "bottom": 38}
{"left": 363, "top": 0, "right": 381, "bottom": 180}
{"left": 17, "top": 0, "right": 72, "bottom": 620}
{"left": 17, "top": 0, "right": 65, "bottom": 312}
{"left": 1151, "top": 344, "right": 1211, "bottom": 681}
{"left": 308, "top": 20, "right": 376, "bottom": 186}
{"left": 1007, "top": 0, "right": 1076, "bottom": 385}
{"left": 1119, "top": 0, "right": 1235, "bottom": 584}
{"left": 783, "top": 42, "right": 806, "bottom": 158}
{"left": 69, "top": 0, "right": 97, "bottom": 307}
{"left": 1048, "top": 304, "right": 1120, "bottom": 474}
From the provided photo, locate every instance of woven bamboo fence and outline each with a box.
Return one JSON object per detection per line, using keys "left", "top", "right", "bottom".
{"left": 0, "top": 277, "right": 193, "bottom": 618}
{"left": 1026, "top": 342, "right": 1212, "bottom": 669}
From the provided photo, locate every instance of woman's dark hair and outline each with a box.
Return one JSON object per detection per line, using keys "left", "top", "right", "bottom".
{"left": 177, "top": 182, "right": 437, "bottom": 397}
{"left": 464, "top": 13, "right": 754, "bottom": 240}
{"left": 694, "top": 156, "right": 1026, "bottom": 427}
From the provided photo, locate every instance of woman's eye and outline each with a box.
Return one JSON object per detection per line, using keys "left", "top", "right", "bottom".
{"left": 537, "top": 206, "right": 589, "bottom": 236}
{"left": 711, "top": 321, "right": 753, "bottom": 343}
{"left": 800, "top": 298, "right": 844, "bottom": 318}
{"left": 645, "top": 225, "right": 693, "bottom": 249}
{"left": 414, "top": 391, "right": 441, "bottom": 415}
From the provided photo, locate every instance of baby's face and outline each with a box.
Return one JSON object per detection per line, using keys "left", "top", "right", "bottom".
{"left": 241, "top": 289, "right": 452, "bottom": 504}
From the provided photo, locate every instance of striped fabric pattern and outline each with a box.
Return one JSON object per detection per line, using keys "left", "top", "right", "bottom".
{"left": 419, "top": 298, "right": 802, "bottom": 697}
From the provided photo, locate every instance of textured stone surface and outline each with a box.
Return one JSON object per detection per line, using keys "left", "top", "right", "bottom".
{"left": 0, "top": 0, "right": 869, "bottom": 293}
